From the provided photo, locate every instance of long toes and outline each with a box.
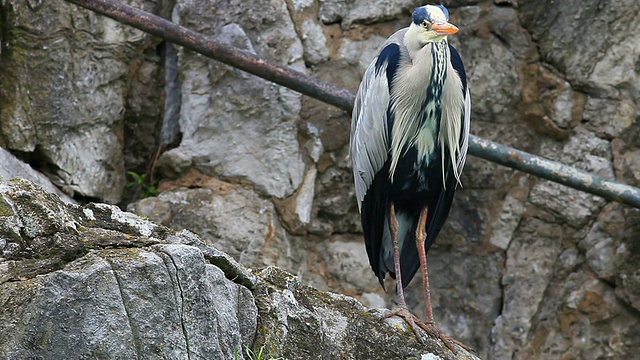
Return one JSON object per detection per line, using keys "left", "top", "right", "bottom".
{"left": 417, "top": 322, "right": 473, "bottom": 354}
{"left": 415, "top": 321, "right": 438, "bottom": 338}
{"left": 446, "top": 336, "right": 474, "bottom": 353}
{"left": 382, "top": 308, "right": 474, "bottom": 353}
{"left": 437, "top": 334, "right": 458, "bottom": 354}
{"left": 382, "top": 308, "right": 425, "bottom": 343}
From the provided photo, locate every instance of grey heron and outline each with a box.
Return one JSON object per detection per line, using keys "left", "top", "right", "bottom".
{"left": 350, "top": 4, "right": 471, "bottom": 352}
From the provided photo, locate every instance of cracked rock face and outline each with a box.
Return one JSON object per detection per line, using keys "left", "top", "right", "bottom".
{"left": 0, "top": 179, "right": 481, "bottom": 360}
{"left": 253, "top": 266, "right": 480, "bottom": 360}
{"left": 0, "top": 0, "right": 167, "bottom": 203}
{"left": 3, "top": 0, "right": 640, "bottom": 359}
{"left": 0, "top": 178, "right": 257, "bottom": 359}
{"left": 170, "top": 0, "right": 305, "bottom": 199}
{"left": 128, "top": 173, "right": 307, "bottom": 274}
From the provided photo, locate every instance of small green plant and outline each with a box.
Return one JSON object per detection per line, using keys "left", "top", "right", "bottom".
{"left": 234, "top": 344, "right": 283, "bottom": 360}
{"left": 126, "top": 171, "right": 158, "bottom": 199}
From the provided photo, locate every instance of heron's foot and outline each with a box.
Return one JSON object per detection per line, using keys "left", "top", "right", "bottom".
{"left": 383, "top": 307, "right": 473, "bottom": 353}
{"left": 382, "top": 306, "right": 425, "bottom": 342}
{"left": 417, "top": 321, "right": 473, "bottom": 354}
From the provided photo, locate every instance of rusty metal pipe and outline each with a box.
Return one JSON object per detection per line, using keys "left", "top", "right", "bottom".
{"left": 66, "top": 0, "right": 355, "bottom": 112}
{"left": 65, "top": 0, "right": 640, "bottom": 209}
{"left": 470, "top": 136, "right": 640, "bottom": 208}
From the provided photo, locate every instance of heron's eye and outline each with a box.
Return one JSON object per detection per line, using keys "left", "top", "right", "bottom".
{"left": 421, "top": 20, "right": 431, "bottom": 30}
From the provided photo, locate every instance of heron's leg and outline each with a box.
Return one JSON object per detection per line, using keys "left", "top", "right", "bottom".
{"left": 415, "top": 206, "right": 434, "bottom": 323}
{"left": 382, "top": 203, "right": 423, "bottom": 340}
{"left": 415, "top": 206, "right": 473, "bottom": 353}
{"left": 389, "top": 203, "right": 407, "bottom": 306}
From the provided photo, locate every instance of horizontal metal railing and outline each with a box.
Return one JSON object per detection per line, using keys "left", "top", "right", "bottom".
{"left": 65, "top": 0, "right": 640, "bottom": 209}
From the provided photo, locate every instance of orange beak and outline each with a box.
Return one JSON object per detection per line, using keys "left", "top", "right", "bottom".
{"left": 432, "top": 21, "right": 459, "bottom": 35}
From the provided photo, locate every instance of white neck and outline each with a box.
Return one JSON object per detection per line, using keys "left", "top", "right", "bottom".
{"left": 388, "top": 29, "right": 462, "bottom": 184}
{"left": 403, "top": 23, "right": 449, "bottom": 60}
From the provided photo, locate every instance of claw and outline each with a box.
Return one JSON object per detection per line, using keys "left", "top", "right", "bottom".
{"left": 383, "top": 308, "right": 474, "bottom": 354}
{"left": 416, "top": 321, "right": 473, "bottom": 353}
{"left": 383, "top": 306, "right": 424, "bottom": 342}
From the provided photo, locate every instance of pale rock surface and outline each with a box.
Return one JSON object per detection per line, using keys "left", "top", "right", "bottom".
{"left": 529, "top": 127, "right": 613, "bottom": 227}
{"left": 0, "top": 0, "right": 163, "bottom": 203}
{"left": 319, "top": 234, "right": 380, "bottom": 294}
{"left": 338, "top": 36, "right": 388, "bottom": 73}
{"left": 0, "top": 178, "right": 257, "bottom": 359}
{"left": 300, "top": 19, "right": 330, "bottom": 65}
{"left": 172, "top": 0, "right": 306, "bottom": 199}
{"left": 0, "top": 148, "right": 74, "bottom": 203}
{"left": 255, "top": 266, "right": 480, "bottom": 360}
{"left": 2, "top": 0, "right": 640, "bottom": 359}
{"left": 128, "top": 173, "right": 308, "bottom": 277}
{"left": 490, "top": 218, "right": 566, "bottom": 359}
{"left": 319, "top": 0, "right": 415, "bottom": 28}
{"left": 0, "top": 178, "right": 480, "bottom": 360}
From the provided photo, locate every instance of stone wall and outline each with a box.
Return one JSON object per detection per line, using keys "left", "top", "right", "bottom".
{"left": 1, "top": 0, "right": 639, "bottom": 358}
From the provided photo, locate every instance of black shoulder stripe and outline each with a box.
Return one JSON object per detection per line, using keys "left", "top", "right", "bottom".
{"left": 375, "top": 43, "right": 401, "bottom": 90}
{"left": 448, "top": 43, "right": 467, "bottom": 93}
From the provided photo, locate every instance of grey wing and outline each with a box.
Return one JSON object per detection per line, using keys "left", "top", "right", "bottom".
{"left": 457, "top": 87, "right": 471, "bottom": 175}
{"left": 350, "top": 60, "right": 392, "bottom": 211}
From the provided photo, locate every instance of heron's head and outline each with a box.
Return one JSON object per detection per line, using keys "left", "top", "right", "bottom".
{"left": 408, "top": 5, "right": 458, "bottom": 46}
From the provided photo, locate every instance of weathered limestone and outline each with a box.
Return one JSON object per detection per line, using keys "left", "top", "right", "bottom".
{"left": 0, "top": 178, "right": 480, "bottom": 360}
{"left": 1, "top": 0, "right": 640, "bottom": 358}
